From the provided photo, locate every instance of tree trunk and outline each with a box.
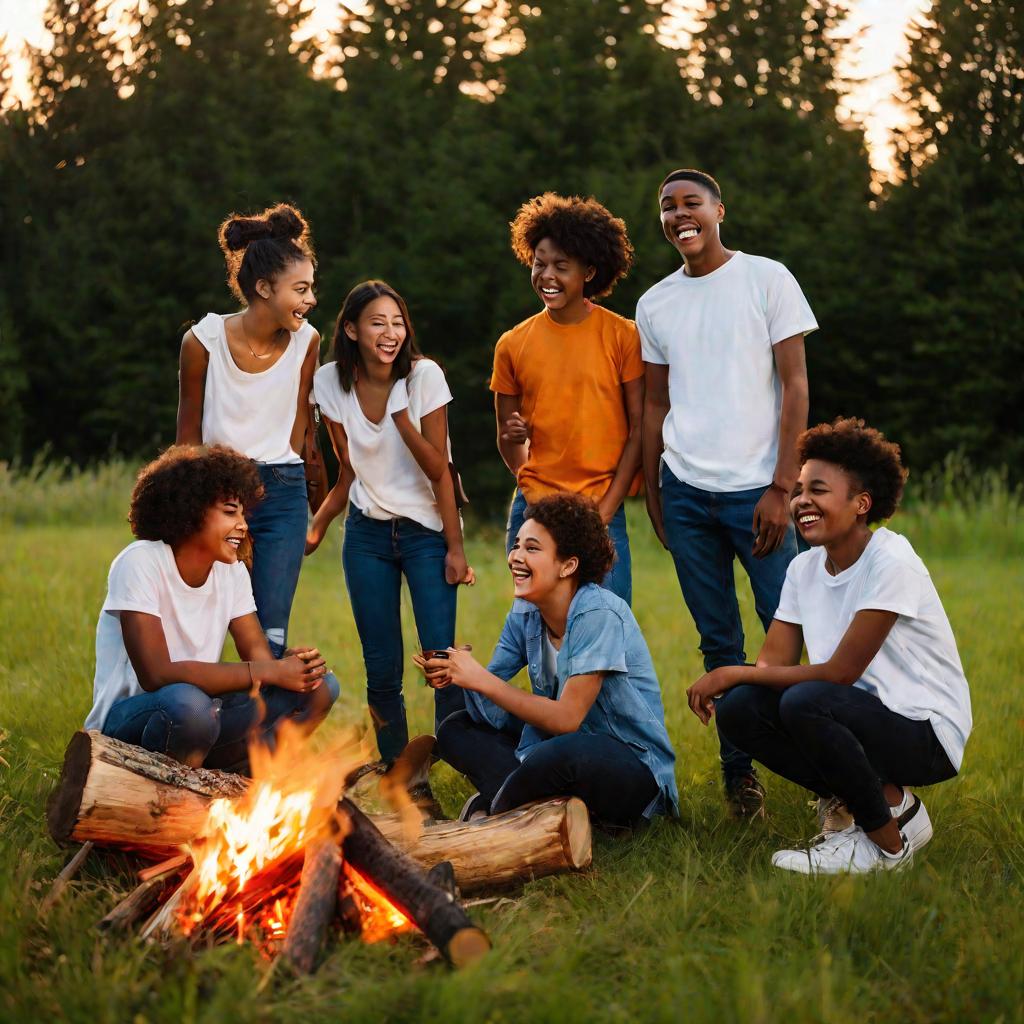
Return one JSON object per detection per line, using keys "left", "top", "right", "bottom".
{"left": 47, "top": 731, "right": 246, "bottom": 851}
{"left": 371, "top": 798, "right": 592, "bottom": 893}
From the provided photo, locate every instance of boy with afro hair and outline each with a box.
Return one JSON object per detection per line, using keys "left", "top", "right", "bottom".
{"left": 492, "top": 192, "right": 642, "bottom": 605}
{"left": 686, "top": 418, "right": 972, "bottom": 874}
{"left": 86, "top": 445, "right": 339, "bottom": 772}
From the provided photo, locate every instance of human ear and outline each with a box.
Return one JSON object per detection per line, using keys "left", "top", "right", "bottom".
{"left": 255, "top": 278, "right": 272, "bottom": 300}
{"left": 585, "top": 266, "right": 596, "bottom": 283}
{"left": 558, "top": 556, "right": 579, "bottom": 579}
{"left": 343, "top": 321, "right": 359, "bottom": 342}
{"left": 856, "top": 492, "right": 872, "bottom": 517}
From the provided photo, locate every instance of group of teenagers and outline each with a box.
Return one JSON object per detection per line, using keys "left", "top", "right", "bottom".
{"left": 85, "top": 168, "right": 972, "bottom": 876}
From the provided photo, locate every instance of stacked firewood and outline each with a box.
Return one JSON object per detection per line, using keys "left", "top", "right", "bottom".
{"left": 47, "top": 731, "right": 593, "bottom": 971}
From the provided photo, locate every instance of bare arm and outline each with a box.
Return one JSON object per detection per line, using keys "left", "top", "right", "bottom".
{"left": 686, "top": 610, "right": 898, "bottom": 724}
{"left": 120, "top": 611, "right": 326, "bottom": 695}
{"left": 495, "top": 393, "right": 529, "bottom": 477}
{"left": 595, "top": 376, "right": 644, "bottom": 524}
{"left": 176, "top": 331, "right": 208, "bottom": 445}
{"left": 305, "top": 416, "right": 356, "bottom": 554}
{"left": 751, "top": 334, "right": 809, "bottom": 558}
{"left": 289, "top": 332, "right": 321, "bottom": 456}
{"left": 641, "top": 362, "right": 670, "bottom": 547}
{"left": 425, "top": 647, "right": 603, "bottom": 735}
{"left": 393, "top": 403, "right": 450, "bottom": 482}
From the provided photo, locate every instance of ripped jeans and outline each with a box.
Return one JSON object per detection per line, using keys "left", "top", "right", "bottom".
{"left": 101, "top": 675, "right": 340, "bottom": 774}
{"left": 249, "top": 462, "right": 309, "bottom": 658}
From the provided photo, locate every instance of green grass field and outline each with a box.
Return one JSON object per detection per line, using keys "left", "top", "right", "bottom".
{"left": 1, "top": 469, "right": 1022, "bottom": 1023}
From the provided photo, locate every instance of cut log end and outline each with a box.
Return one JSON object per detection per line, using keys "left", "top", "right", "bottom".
{"left": 46, "top": 731, "right": 93, "bottom": 844}
{"left": 563, "top": 797, "right": 593, "bottom": 870}
{"left": 446, "top": 927, "right": 491, "bottom": 969}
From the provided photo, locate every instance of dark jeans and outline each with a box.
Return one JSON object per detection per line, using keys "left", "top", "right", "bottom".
{"left": 436, "top": 710, "right": 659, "bottom": 827}
{"left": 660, "top": 464, "right": 797, "bottom": 780}
{"left": 102, "top": 674, "right": 340, "bottom": 774}
{"left": 342, "top": 505, "right": 464, "bottom": 762}
{"left": 249, "top": 463, "right": 309, "bottom": 658}
{"left": 715, "top": 682, "right": 957, "bottom": 832}
{"left": 506, "top": 489, "right": 632, "bottom": 606}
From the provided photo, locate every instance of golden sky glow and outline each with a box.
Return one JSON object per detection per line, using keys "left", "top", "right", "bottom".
{"left": 1, "top": 0, "right": 926, "bottom": 178}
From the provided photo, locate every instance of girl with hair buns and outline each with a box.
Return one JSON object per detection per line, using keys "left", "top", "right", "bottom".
{"left": 177, "top": 203, "right": 320, "bottom": 660}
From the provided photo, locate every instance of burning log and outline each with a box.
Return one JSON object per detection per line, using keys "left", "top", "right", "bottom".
{"left": 282, "top": 837, "right": 342, "bottom": 974}
{"left": 340, "top": 800, "right": 490, "bottom": 968}
{"left": 97, "top": 858, "right": 188, "bottom": 932}
{"left": 49, "top": 732, "right": 592, "bottom": 894}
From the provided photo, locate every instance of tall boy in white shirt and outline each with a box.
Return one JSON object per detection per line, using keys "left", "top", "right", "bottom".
{"left": 638, "top": 169, "right": 817, "bottom": 817}
{"left": 686, "top": 418, "right": 970, "bottom": 873}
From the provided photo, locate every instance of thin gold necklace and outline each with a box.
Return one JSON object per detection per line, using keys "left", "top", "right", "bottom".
{"left": 240, "top": 317, "right": 278, "bottom": 360}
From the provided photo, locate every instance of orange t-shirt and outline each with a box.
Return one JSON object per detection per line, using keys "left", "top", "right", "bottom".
{"left": 490, "top": 303, "right": 644, "bottom": 502}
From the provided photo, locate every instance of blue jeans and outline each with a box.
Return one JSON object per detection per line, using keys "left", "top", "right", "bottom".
{"left": 660, "top": 463, "right": 797, "bottom": 780}
{"left": 716, "top": 683, "right": 957, "bottom": 832}
{"left": 506, "top": 489, "right": 632, "bottom": 606}
{"left": 342, "top": 505, "right": 464, "bottom": 762}
{"left": 101, "top": 675, "right": 340, "bottom": 774}
{"left": 248, "top": 463, "right": 309, "bottom": 658}
{"left": 437, "top": 710, "right": 659, "bottom": 827}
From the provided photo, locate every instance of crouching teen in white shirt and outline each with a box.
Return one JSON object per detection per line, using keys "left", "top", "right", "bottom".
{"left": 685, "top": 418, "right": 971, "bottom": 874}
{"left": 89, "top": 445, "right": 338, "bottom": 773}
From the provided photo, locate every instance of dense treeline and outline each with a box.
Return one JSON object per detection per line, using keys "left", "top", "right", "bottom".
{"left": 1, "top": 0, "right": 1020, "bottom": 512}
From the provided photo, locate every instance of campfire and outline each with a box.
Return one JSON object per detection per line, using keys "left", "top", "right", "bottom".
{"left": 47, "top": 728, "right": 594, "bottom": 972}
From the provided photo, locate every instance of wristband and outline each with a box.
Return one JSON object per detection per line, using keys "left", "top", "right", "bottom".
{"left": 246, "top": 660, "right": 256, "bottom": 692}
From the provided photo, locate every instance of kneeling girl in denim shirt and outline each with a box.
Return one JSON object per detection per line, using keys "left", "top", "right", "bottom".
{"left": 424, "top": 493, "right": 678, "bottom": 827}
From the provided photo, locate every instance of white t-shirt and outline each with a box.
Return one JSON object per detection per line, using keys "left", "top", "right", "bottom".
{"left": 85, "top": 540, "right": 257, "bottom": 731}
{"left": 636, "top": 252, "right": 818, "bottom": 492}
{"left": 774, "top": 528, "right": 972, "bottom": 770}
{"left": 192, "top": 312, "right": 312, "bottom": 465}
{"left": 312, "top": 358, "right": 453, "bottom": 532}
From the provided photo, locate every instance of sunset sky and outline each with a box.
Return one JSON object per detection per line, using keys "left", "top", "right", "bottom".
{"left": 0, "top": 0, "right": 927, "bottom": 177}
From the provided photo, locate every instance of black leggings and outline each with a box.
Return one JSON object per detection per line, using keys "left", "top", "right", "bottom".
{"left": 715, "top": 682, "right": 957, "bottom": 832}
{"left": 436, "top": 711, "right": 659, "bottom": 827}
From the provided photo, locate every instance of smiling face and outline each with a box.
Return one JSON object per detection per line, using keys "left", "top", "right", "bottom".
{"left": 659, "top": 179, "right": 724, "bottom": 262}
{"left": 791, "top": 459, "right": 872, "bottom": 547}
{"left": 530, "top": 237, "right": 594, "bottom": 318}
{"left": 195, "top": 498, "right": 249, "bottom": 565}
{"left": 257, "top": 257, "right": 316, "bottom": 332}
{"left": 508, "top": 519, "right": 578, "bottom": 603}
{"left": 344, "top": 295, "right": 407, "bottom": 368}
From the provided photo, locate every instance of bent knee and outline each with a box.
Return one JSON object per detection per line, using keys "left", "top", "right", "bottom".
{"left": 157, "top": 684, "right": 219, "bottom": 746}
{"left": 777, "top": 680, "right": 836, "bottom": 725}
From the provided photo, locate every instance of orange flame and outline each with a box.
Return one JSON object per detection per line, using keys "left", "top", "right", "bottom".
{"left": 179, "top": 720, "right": 414, "bottom": 946}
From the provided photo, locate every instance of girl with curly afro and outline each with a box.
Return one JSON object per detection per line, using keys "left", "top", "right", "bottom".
{"left": 687, "top": 418, "right": 972, "bottom": 875}
{"left": 421, "top": 493, "right": 679, "bottom": 828}
{"left": 177, "top": 203, "right": 322, "bottom": 661}
{"left": 86, "top": 445, "right": 338, "bottom": 772}
{"left": 491, "top": 193, "right": 642, "bottom": 605}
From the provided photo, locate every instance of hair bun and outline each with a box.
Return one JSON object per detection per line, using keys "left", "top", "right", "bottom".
{"left": 265, "top": 204, "right": 307, "bottom": 242}
{"left": 220, "top": 216, "right": 275, "bottom": 252}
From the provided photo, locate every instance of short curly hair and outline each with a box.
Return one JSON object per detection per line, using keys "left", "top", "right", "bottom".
{"left": 509, "top": 193, "right": 634, "bottom": 299}
{"left": 129, "top": 445, "right": 264, "bottom": 547}
{"left": 523, "top": 493, "right": 616, "bottom": 586}
{"left": 798, "top": 418, "right": 908, "bottom": 524}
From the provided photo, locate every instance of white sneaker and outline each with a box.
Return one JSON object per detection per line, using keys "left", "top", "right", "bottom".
{"left": 772, "top": 825, "right": 912, "bottom": 875}
{"left": 890, "top": 789, "right": 933, "bottom": 853}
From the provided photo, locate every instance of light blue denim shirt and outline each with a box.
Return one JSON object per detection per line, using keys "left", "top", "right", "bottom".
{"left": 465, "top": 583, "right": 680, "bottom": 819}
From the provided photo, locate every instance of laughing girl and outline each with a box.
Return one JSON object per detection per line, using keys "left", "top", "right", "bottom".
{"left": 686, "top": 418, "right": 972, "bottom": 874}
{"left": 305, "top": 280, "right": 473, "bottom": 764}
{"left": 177, "top": 203, "right": 320, "bottom": 659}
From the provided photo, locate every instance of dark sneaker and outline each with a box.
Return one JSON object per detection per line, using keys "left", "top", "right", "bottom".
{"left": 725, "top": 771, "right": 766, "bottom": 819}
